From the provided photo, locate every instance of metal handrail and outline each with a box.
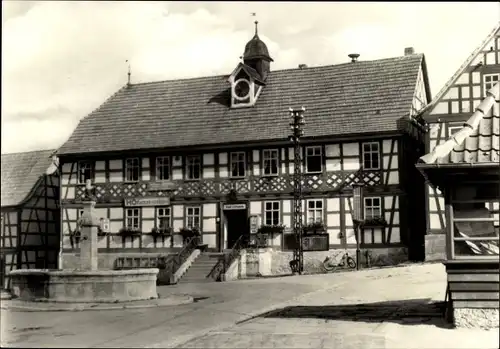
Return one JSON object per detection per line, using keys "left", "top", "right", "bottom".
{"left": 165, "top": 235, "right": 201, "bottom": 279}
{"left": 208, "top": 235, "right": 248, "bottom": 281}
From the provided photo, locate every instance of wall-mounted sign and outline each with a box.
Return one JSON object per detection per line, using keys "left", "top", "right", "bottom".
{"left": 223, "top": 203, "right": 247, "bottom": 210}
{"left": 100, "top": 218, "right": 110, "bottom": 233}
{"left": 124, "top": 197, "right": 170, "bottom": 207}
{"left": 147, "top": 181, "right": 177, "bottom": 192}
{"left": 302, "top": 234, "right": 330, "bottom": 252}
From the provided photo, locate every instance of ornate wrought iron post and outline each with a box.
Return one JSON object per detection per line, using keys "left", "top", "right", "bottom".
{"left": 289, "top": 107, "right": 305, "bottom": 274}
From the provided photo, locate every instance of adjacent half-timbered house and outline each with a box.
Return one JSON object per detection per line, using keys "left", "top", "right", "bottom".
{"left": 418, "top": 24, "right": 500, "bottom": 261}
{"left": 56, "top": 25, "right": 431, "bottom": 272}
{"left": 0, "top": 149, "right": 60, "bottom": 290}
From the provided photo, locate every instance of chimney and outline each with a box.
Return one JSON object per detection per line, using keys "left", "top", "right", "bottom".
{"left": 298, "top": 64, "right": 308, "bottom": 69}
{"left": 404, "top": 47, "right": 415, "bottom": 55}
{"left": 348, "top": 53, "right": 360, "bottom": 63}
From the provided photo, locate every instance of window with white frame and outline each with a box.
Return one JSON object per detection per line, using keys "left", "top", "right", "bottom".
{"left": 156, "top": 207, "right": 171, "bottom": 229}
{"left": 264, "top": 201, "right": 280, "bottom": 226}
{"left": 230, "top": 152, "right": 246, "bottom": 177}
{"left": 307, "top": 199, "right": 323, "bottom": 224}
{"left": 125, "top": 158, "right": 140, "bottom": 182}
{"left": 78, "top": 161, "right": 94, "bottom": 184}
{"left": 364, "top": 197, "right": 382, "bottom": 220}
{"left": 262, "top": 149, "right": 279, "bottom": 176}
{"left": 362, "top": 142, "right": 380, "bottom": 170}
{"left": 186, "top": 206, "right": 201, "bottom": 229}
{"left": 484, "top": 74, "right": 499, "bottom": 94}
{"left": 186, "top": 155, "right": 201, "bottom": 180}
{"left": 125, "top": 208, "right": 140, "bottom": 230}
{"left": 448, "top": 125, "right": 462, "bottom": 137}
{"left": 305, "top": 146, "right": 322, "bottom": 173}
{"left": 156, "top": 156, "right": 170, "bottom": 181}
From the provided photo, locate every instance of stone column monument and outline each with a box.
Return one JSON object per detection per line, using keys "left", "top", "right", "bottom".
{"left": 78, "top": 180, "right": 100, "bottom": 271}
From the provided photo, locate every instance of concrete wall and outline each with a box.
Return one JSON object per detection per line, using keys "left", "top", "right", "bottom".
{"left": 61, "top": 252, "right": 174, "bottom": 270}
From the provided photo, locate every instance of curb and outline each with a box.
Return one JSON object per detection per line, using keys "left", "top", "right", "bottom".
{"left": 0, "top": 295, "right": 194, "bottom": 312}
{"left": 148, "top": 279, "right": 351, "bottom": 348}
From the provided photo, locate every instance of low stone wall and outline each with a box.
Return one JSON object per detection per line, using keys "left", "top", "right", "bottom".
{"left": 62, "top": 252, "right": 175, "bottom": 270}
{"left": 9, "top": 268, "right": 159, "bottom": 303}
{"left": 271, "top": 247, "right": 408, "bottom": 275}
{"left": 236, "top": 247, "right": 408, "bottom": 277}
{"left": 425, "top": 234, "right": 446, "bottom": 261}
{"left": 454, "top": 308, "right": 499, "bottom": 329}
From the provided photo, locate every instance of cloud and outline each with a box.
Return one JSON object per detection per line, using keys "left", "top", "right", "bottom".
{"left": 2, "top": 1, "right": 499, "bottom": 153}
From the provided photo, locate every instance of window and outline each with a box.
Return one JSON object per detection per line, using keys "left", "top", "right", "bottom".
{"left": 230, "top": 152, "right": 246, "bottom": 177}
{"left": 262, "top": 149, "right": 278, "bottom": 176}
{"left": 186, "top": 155, "right": 201, "bottom": 180}
{"left": 78, "top": 161, "right": 94, "bottom": 184}
{"left": 264, "top": 201, "right": 280, "bottom": 226}
{"left": 156, "top": 156, "right": 170, "bottom": 181}
{"left": 263, "top": 149, "right": 279, "bottom": 176}
{"left": 484, "top": 74, "right": 499, "bottom": 94}
{"left": 125, "top": 208, "right": 140, "bottom": 230}
{"left": 186, "top": 206, "right": 201, "bottom": 229}
{"left": 305, "top": 146, "right": 322, "bottom": 173}
{"left": 364, "top": 197, "right": 382, "bottom": 220}
{"left": 448, "top": 125, "right": 462, "bottom": 137}
{"left": 125, "top": 158, "right": 140, "bottom": 182}
{"left": 156, "top": 207, "right": 171, "bottom": 229}
{"left": 307, "top": 199, "right": 323, "bottom": 224}
{"left": 362, "top": 142, "right": 380, "bottom": 170}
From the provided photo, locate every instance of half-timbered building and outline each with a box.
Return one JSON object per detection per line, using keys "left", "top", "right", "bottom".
{"left": 56, "top": 25, "right": 431, "bottom": 276}
{"left": 0, "top": 149, "right": 60, "bottom": 290}
{"left": 419, "top": 24, "right": 500, "bottom": 261}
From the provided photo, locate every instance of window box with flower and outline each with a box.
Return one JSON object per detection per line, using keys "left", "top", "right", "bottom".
{"left": 118, "top": 227, "right": 142, "bottom": 238}
{"left": 179, "top": 227, "right": 201, "bottom": 245}
{"left": 361, "top": 216, "right": 387, "bottom": 228}
{"left": 151, "top": 226, "right": 173, "bottom": 238}
{"left": 302, "top": 222, "right": 327, "bottom": 235}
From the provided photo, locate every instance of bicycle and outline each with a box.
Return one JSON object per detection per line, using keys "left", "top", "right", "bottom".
{"left": 322, "top": 250, "right": 356, "bottom": 272}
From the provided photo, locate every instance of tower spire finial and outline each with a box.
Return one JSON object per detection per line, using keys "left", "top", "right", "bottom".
{"left": 126, "top": 60, "right": 131, "bottom": 85}
{"left": 254, "top": 20, "right": 258, "bottom": 36}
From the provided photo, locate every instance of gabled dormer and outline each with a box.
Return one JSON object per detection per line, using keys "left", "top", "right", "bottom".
{"left": 228, "top": 21, "right": 273, "bottom": 109}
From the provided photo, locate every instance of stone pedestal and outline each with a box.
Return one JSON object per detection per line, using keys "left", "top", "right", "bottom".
{"left": 79, "top": 200, "right": 99, "bottom": 271}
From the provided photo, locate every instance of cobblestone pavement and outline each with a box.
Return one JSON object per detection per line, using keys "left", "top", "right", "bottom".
{"left": 2, "top": 263, "right": 498, "bottom": 348}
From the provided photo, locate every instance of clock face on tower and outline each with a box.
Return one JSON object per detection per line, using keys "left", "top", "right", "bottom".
{"left": 233, "top": 79, "right": 251, "bottom": 100}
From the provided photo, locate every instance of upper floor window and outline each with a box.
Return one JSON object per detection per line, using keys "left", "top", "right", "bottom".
{"left": 305, "top": 146, "right": 322, "bottom": 173}
{"left": 156, "top": 207, "right": 171, "bottom": 229}
{"left": 448, "top": 125, "right": 462, "bottom": 137}
{"left": 125, "top": 208, "right": 140, "bottom": 230}
{"left": 186, "top": 155, "right": 201, "bottom": 180}
{"left": 125, "top": 158, "right": 140, "bottom": 182}
{"left": 264, "top": 201, "right": 280, "bottom": 226}
{"left": 78, "top": 161, "right": 94, "bottom": 184}
{"left": 230, "top": 152, "right": 246, "bottom": 178}
{"left": 362, "top": 142, "right": 380, "bottom": 170}
{"left": 364, "top": 197, "right": 382, "bottom": 220}
{"left": 263, "top": 149, "right": 279, "bottom": 176}
{"left": 307, "top": 199, "right": 323, "bottom": 224}
{"left": 484, "top": 74, "right": 499, "bottom": 94}
{"left": 156, "top": 156, "right": 170, "bottom": 181}
{"left": 186, "top": 206, "right": 201, "bottom": 229}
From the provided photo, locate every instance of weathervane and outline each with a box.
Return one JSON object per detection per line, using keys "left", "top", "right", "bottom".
{"left": 126, "top": 60, "right": 131, "bottom": 85}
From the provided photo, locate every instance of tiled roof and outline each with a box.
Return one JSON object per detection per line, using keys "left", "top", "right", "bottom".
{"left": 1, "top": 149, "right": 55, "bottom": 207}
{"left": 57, "top": 54, "right": 426, "bottom": 156}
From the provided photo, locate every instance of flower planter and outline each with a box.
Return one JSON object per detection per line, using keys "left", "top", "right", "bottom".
{"left": 118, "top": 227, "right": 142, "bottom": 239}
{"left": 360, "top": 217, "right": 387, "bottom": 228}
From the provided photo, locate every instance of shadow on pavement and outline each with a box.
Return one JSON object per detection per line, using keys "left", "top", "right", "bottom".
{"left": 247, "top": 298, "right": 452, "bottom": 329}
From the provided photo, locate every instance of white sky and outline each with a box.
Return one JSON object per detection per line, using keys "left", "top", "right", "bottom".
{"left": 2, "top": 1, "right": 499, "bottom": 154}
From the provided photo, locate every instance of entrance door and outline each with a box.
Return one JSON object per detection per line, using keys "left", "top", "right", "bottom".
{"left": 225, "top": 209, "right": 248, "bottom": 249}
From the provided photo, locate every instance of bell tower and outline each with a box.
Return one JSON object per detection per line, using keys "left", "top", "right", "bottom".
{"left": 243, "top": 21, "right": 273, "bottom": 81}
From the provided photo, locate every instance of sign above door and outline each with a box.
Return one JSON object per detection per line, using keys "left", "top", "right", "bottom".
{"left": 223, "top": 203, "right": 247, "bottom": 210}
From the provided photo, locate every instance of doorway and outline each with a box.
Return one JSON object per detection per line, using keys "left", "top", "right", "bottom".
{"left": 225, "top": 209, "right": 248, "bottom": 249}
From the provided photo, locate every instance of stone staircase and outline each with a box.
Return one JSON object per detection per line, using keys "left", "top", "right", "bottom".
{"left": 177, "top": 253, "right": 223, "bottom": 284}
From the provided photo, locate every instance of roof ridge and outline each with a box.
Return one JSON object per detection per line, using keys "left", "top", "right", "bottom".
{"left": 127, "top": 54, "right": 424, "bottom": 87}
{"left": 419, "top": 23, "right": 500, "bottom": 115}
{"left": 1, "top": 148, "right": 55, "bottom": 156}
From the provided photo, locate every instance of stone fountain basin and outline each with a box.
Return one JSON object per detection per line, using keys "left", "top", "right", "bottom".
{"left": 8, "top": 268, "right": 159, "bottom": 303}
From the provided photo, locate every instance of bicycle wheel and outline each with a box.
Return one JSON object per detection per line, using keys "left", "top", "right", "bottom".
{"left": 347, "top": 257, "right": 356, "bottom": 269}
{"left": 322, "top": 260, "right": 337, "bottom": 272}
